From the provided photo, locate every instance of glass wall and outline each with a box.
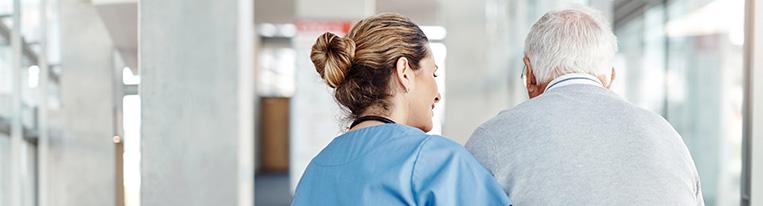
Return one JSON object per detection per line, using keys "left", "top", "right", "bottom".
{"left": 614, "top": 0, "right": 745, "bottom": 205}
{"left": 0, "top": 0, "right": 59, "bottom": 205}
{"left": 1, "top": 34, "right": 9, "bottom": 119}
{"left": 1, "top": 0, "right": 14, "bottom": 117}
{"left": 504, "top": 0, "right": 745, "bottom": 205}
{"left": 0, "top": 1, "right": 19, "bottom": 205}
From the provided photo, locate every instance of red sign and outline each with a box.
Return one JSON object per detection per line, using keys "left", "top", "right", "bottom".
{"left": 296, "top": 20, "right": 352, "bottom": 34}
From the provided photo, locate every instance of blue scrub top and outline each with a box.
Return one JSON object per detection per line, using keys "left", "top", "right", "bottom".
{"left": 292, "top": 124, "right": 511, "bottom": 206}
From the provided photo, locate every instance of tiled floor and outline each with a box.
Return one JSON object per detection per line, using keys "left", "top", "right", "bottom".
{"left": 255, "top": 173, "right": 291, "bottom": 206}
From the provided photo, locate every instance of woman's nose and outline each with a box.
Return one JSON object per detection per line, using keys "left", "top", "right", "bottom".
{"left": 434, "top": 93, "right": 442, "bottom": 103}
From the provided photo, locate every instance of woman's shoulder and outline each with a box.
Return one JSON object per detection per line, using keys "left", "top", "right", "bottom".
{"left": 308, "top": 124, "right": 430, "bottom": 166}
{"left": 416, "top": 134, "right": 477, "bottom": 163}
{"left": 421, "top": 135, "right": 462, "bottom": 149}
{"left": 411, "top": 135, "right": 503, "bottom": 196}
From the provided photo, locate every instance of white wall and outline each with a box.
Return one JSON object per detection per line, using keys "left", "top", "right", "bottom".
{"left": 747, "top": 0, "right": 763, "bottom": 204}
{"left": 289, "top": 0, "right": 375, "bottom": 192}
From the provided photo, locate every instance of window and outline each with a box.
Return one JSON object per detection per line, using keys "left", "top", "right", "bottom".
{"left": 614, "top": 0, "right": 745, "bottom": 205}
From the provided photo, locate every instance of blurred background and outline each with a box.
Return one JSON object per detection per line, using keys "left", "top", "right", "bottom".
{"left": 1, "top": 0, "right": 762, "bottom": 205}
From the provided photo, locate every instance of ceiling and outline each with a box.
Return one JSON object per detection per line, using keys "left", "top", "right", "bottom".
{"left": 254, "top": 0, "right": 440, "bottom": 25}
{"left": 376, "top": 0, "right": 440, "bottom": 25}
{"left": 93, "top": 0, "right": 138, "bottom": 72}
{"left": 90, "top": 0, "right": 442, "bottom": 73}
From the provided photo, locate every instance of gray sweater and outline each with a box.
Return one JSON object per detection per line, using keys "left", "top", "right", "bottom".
{"left": 466, "top": 84, "right": 704, "bottom": 206}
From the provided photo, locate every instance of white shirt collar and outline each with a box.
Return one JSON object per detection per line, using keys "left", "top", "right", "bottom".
{"left": 544, "top": 73, "right": 604, "bottom": 92}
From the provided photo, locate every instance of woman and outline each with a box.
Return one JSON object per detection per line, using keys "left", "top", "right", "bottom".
{"left": 292, "top": 13, "right": 510, "bottom": 206}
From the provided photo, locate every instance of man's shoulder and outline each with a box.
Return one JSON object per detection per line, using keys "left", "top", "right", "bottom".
{"left": 477, "top": 97, "right": 550, "bottom": 130}
{"left": 465, "top": 105, "right": 531, "bottom": 152}
{"left": 472, "top": 109, "right": 522, "bottom": 139}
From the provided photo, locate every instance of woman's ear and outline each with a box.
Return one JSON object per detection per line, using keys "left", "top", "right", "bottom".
{"left": 607, "top": 67, "right": 617, "bottom": 89}
{"left": 395, "top": 57, "right": 413, "bottom": 93}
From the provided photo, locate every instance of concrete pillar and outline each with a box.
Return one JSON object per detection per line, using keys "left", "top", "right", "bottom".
{"left": 139, "top": 0, "right": 254, "bottom": 205}
{"left": 290, "top": 0, "right": 374, "bottom": 191}
{"left": 439, "top": 0, "right": 514, "bottom": 143}
{"left": 744, "top": 0, "right": 763, "bottom": 204}
{"left": 48, "top": 0, "right": 117, "bottom": 205}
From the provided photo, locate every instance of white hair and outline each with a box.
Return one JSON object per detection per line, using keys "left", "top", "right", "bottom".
{"left": 524, "top": 6, "right": 618, "bottom": 84}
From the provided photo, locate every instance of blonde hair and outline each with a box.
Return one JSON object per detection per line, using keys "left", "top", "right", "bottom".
{"left": 310, "top": 13, "right": 429, "bottom": 119}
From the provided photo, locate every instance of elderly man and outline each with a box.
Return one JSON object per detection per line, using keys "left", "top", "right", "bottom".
{"left": 466, "top": 7, "right": 704, "bottom": 205}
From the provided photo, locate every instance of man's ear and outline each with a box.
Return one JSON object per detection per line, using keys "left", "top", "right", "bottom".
{"left": 523, "top": 56, "right": 537, "bottom": 87}
{"left": 395, "top": 57, "right": 413, "bottom": 93}
{"left": 524, "top": 56, "right": 546, "bottom": 98}
{"left": 526, "top": 68, "right": 540, "bottom": 95}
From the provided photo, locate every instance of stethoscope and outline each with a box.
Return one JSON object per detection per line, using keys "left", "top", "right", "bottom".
{"left": 349, "top": 115, "right": 396, "bottom": 128}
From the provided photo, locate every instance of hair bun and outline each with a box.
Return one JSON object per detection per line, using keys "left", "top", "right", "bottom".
{"left": 310, "top": 32, "right": 356, "bottom": 88}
